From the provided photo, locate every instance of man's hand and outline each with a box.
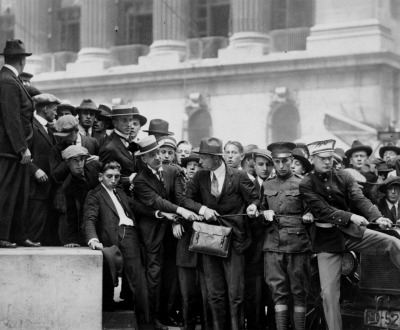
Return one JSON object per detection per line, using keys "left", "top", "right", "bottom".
{"left": 350, "top": 214, "right": 369, "bottom": 227}
{"left": 64, "top": 243, "right": 81, "bottom": 248}
{"left": 20, "top": 148, "right": 31, "bottom": 164}
{"left": 86, "top": 155, "right": 99, "bottom": 163}
{"left": 172, "top": 223, "right": 184, "bottom": 239}
{"left": 302, "top": 212, "right": 314, "bottom": 224}
{"left": 161, "top": 212, "right": 179, "bottom": 222}
{"left": 263, "top": 210, "right": 275, "bottom": 222}
{"left": 178, "top": 208, "right": 200, "bottom": 221}
{"left": 246, "top": 204, "right": 258, "bottom": 218}
{"left": 375, "top": 217, "right": 392, "bottom": 229}
{"left": 88, "top": 240, "right": 103, "bottom": 250}
{"left": 34, "top": 169, "right": 49, "bottom": 183}
{"left": 204, "top": 207, "right": 219, "bottom": 221}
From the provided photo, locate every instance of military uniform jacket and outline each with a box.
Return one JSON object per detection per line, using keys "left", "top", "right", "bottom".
{"left": 262, "top": 173, "right": 311, "bottom": 253}
{"left": 299, "top": 168, "right": 382, "bottom": 253}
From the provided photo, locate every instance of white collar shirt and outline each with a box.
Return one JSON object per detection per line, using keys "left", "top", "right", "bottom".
{"left": 386, "top": 199, "right": 399, "bottom": 215}
{"left": 34, "top": 113, "right": 49, "bottom": 133}
{"left": 210, "top": 162, "right": 226, "bottom": 194}
{"left": 78, "top": 124, "right": 92, "bottom": 137}
{"left": 101, "top": 183, "right": 134, "bottom": 226}
{"left": 115, "top": 130, "right": 130, "bottom": 148}
{"left": 76, "top": 133, "right": 82, "bottom": 146}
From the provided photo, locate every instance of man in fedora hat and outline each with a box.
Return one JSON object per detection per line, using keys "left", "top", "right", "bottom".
{"left": 56, "top": 100, "right": 76, "bottom": 118}
{"left": 76, "top": 98, "right": 101, "bottom": 137}
{"left": 300, "top": 139, "right": 400, "bottom": 330}
{"left": 345, "top": 140, "right": 372, "bottom": 172}
{"left": 376, "top": 176, "right": 400, "bottom": 223}
{"left": 0, "top": 39, "right": 36, "bottom": 248}
{"left": 241, "top": 144, "right": 259, "bottom": 177}
{"left": 143, "top": 119, "right": 174, "bottom": 140}
{"left": 185, "top": 137, "right": 259, "bottom": 330}
{"left": 93, "top": 104, "right": 113, "bottom": 147}
{"left": 99, "top": 105, "right": 147, "bottom": 187}
{"left": 132, "top": 135, "right": 203, "bottom": 330}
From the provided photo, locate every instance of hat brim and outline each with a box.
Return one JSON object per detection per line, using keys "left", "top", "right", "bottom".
{"left": 379, "top": 146, "right": 400, "bottom": 158}
{"left": 134, "top": 140, "right": 165, "bottom": 156}
{"left": 0, "top": 52, "right": 32, "bottom": 56}
{"left": 181, "top": 156, "right": 200, "bottom": 167}
{"left": 193, "top": 151, "right": 223, "bottom": 156}
{"left": 379, "top": 181, "right": 400, "bottom": 193}
{"left": 345, "top": 146, "right": 372, "bottom": 158}
{"left": 143, "top": 129, "right": 174, "bottom": 136}
{"left": 293, "top": 154, "right": 313, "bottom": 173}
{"left": 53, "top": 132, "right": 72, "bottom": 137}
{"left": 76, "top": 107, "right": 101, "bottom": 114}
{"left": 111, "top": 114, "right": 147, "bottom": 126}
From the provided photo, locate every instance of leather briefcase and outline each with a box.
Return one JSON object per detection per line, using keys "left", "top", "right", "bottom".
{"left": 189, "top": 220, "right": 232, "bottom": 258}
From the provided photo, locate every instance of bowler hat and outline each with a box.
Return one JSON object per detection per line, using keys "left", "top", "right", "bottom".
{"left": 181, "top": 149, "right": 200, "bottom": 167}
{"left": 0, "top": 39, "right": 32, "bottom": 56}
{"left": 267, "top": 142, "right": 296, "bottom": 158}
{"left": 134, "top": 135, "right": 165, "bottom": 156}
{"left": 379, "top": 176, "right": 400, "bottom": 193}
{"left": 100, "top": 245, "right": 123, "bottom": 287}
{"left": 75, "top": 99, "right": 100, "bottom": 114}
{"left": 54, "top": 115, "right": 79, "bottom": 137}
{"left": 379, "top": 142, "right": 400, "bottom": 158}
{"left": 57, "top": 100, "right": 76, "bottom": 117}
{"left": 33, "top": 93, "right": 61, "bottom": 107}
{"left": 194, "top": 137, "right": 223, "bottom": 156}
{"left": 292, "top": 148, "right": 313, "bottom": 173}
{"left": 143, "top": 119, "right": 174, "bottom": 136}
{"left": 345, "top": 140, "right": 372, "bottom": 158}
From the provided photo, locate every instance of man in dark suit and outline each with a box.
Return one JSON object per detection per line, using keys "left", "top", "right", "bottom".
{"left": 26, "top": 93, "right": 60, "bottom": 245}
{"left": 377, "top": 176, "right": 400, "bottom": 222}
{"left": 92, "top": 104, "right": 113, "bottom": 148}
{"left": 185, "top": 137, "right": 259, "bottom": 330}
{"left": 0, "top": 39, "right": 37, "bottom": 248}
{"left": 133, "top": 135, "right": 202, "bottom": 330}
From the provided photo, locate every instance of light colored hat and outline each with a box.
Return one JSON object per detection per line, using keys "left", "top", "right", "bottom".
{"left": 134, "top": 135, "right": 165, "bottom": 156}
{"left": 54, "top": 115, "right": 79, "bottom": 137}
{"left": 307, "top": 139, "right": 336, "bottom": 157}
{"left": 252, "top": 149, "right": 273, "bottom": 163}
{"left": 158, "top": 136, "right": 177, "bottom": 149}
{"left": 62, "top": 145, "right": 89, "bottom": 160}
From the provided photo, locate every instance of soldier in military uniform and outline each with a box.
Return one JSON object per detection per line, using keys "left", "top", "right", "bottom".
{"left": 262, "top": 142, "right": 313, "bottom": 330}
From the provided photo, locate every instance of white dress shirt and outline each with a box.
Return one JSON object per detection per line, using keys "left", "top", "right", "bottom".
{"left": 115, "top": 129, "right": 131, "bottom": 148}
{"left": 102, "top": 183, "right": 134, "bottom": 226}
{"left": 211, "top": 162, "right": 226, "bottom": 194}
{"left": 34, "top": 113, "right": 49, "bottom": 133}
{"left": 386, "top": 199, "right": 399, "bottom": 217}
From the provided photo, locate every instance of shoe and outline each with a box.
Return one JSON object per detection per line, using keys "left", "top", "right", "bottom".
{"left": 153, "top": 318, "right": 168, "bottom": 330}
{"left": 0, "top": 240, "right": 17, "bottom": 248}
{"left": 18, "top": 239, "right": 41, "bottom": 247}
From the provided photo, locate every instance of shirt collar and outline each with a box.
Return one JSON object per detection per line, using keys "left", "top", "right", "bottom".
{"left": 212, "top": 162, "right": 225, "bottom": 178}
{"left": 34, "top": 113, "right": 48, "bottom": 127}
{"left": 101, "top": 182, "right": 113, "bottom": 192}
{"left": 257, "top": 176, "right": 264, "bottom": 187}
{"left": 115, "top": 129, "right": 130, "bottom": 141}
{"left": 386, "top": 199, "right": 399, "bottom": 209}
{"left": 76, "top": 132, "right": 82, "bottom": 144}
{"left": 147, "top": 165, "right": 162, "bottom": 175}
{"left": 3, "top": 64, "right": 19, "bottom": 77}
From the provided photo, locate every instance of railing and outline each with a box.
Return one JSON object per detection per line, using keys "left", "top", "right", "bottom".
{"left": 270, "top": 27, "right": 310, "bottom": 53}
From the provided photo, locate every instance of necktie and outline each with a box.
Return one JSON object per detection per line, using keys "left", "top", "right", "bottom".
{"left": 113, "top": 189, "right": 130, "bottom": 217}
{"left": 85, "top": 128, "right": 90, "bottom": 136}
{"left": 46, "top": 122, "right": 55, "bottom": 130}
{"left": 211, "top": 172, "right": 219, "bottom": 198}
{"left": 158, "top": 170, "right": 164, "bottom": 185}
{"left": 391, "top": 205, "right": 397, "bottom": 220}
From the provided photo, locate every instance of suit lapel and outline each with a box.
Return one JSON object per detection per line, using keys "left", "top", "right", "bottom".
{"left": 99, "top": 186, "right": 119, "bottom": 217}
{"left": 217, "top": 167, "right": 233, "bottom": 202}
{"left": 33, "top": 117, "right": 53, "bottom": 147}
{"left": 144, "top": 166, "right": 168, "bottom": 198}
{"left": 113, "top": 134, "right": 135, "bottom": 163}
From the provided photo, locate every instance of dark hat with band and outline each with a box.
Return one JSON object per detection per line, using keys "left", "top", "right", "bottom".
{"left": 194, "top": 137, "right": 223, "bottom": 156}
{"left": 345, "top": 140, "right": 372, "bottom": 158}
{"left": 267, "top": 142, "right": 296, "bottom": 158}
{"left": 0, "top": 39, "right": 32, "bottom": 56}
{"left": 379, "top": 142, "right": 400, "bottom": 158}
{"left": 379, "top": 176, "right": 400, "bottom": 193}
{"left": 143, "top": 119, "right": 174, "bottom": 136}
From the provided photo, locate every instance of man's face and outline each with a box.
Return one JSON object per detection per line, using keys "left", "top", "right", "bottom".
{"left": 67, "top": 156, "right": 86, "bottom": 176}
{"left": 113, "top": 115, "right": 133, "bottom": 135}
{"left": 386, "top": 185, "right": 400, "bottom": 204}
{"left": 199, "top": 154, "right": 218, "bottom": 171}
{"left": 78, "top": 110, "right": 96, "bottom": 129}
{"left": 176, "top": 144, "right": 191, "bottom": 165}
{"left": 58, "top": 109, "right": 73, "bottom": 117}
{"left": 43, "top": 104, "right": 57, "bottom": 122}
{"left": 186, "top": 161, "right": 200, "bottom": 179}
{"left": 254, "top": 156, "right": 273, "bottom": 180}
{"left": 130, "top": 119, "right": 142, "bottom": 139}
{"left": 273, "top": 156, "right": 293, "bottom": 177}
{"left": 312, "top": 154, "right": 333, "bottom": 173}
{"left": 350, "top": 151, "right": 368, "bottom": 170}
{"left": 93, "top": 116, "right": 107, "bottom": 134}
{"left": 224, "top": 144, "right": 244, "bottom": 169}
{"left": 384, "top": 150, "right": 398, "bottom": 163}
{"left": 291, "top": 159, "right": 305, "bottom": 176}
{"left": 100, "top": 168, "right": 120, "bottom": 190}
{"left": 142, "top": 149, "right": 162, "bottom": 170}
{"left": 160, "top": 146, "right": 175, "bottom": 165}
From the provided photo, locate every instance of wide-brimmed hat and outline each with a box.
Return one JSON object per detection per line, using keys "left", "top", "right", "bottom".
{"left": 372, "top": 158, "right": 392, "bottom": 173}
{"left": 54, "top": 115, "right": 79, "bottom": 137}
{"left": 345, "top": 140, "right": 372, "bottom": 158}
{"left": 132, "top": 107, "right": 147, "bottom": 126}
{"left": 143, "top": 119, "right": 174, "bottom": 136}
{"left": 134, "top": 135, "right": 165, "bottom": 156}
{"left": 244, "top": 144, "right": 259, "bottom": 157}
{"left": 379, "top": 176, "right": 400, "bottom": 193}
{"left": 194, "top": 137, "right": 223, "bottom": 156}
{"left": 57, "top": 100, "right": 76, "bottom": 116}
{"left": 33, "top": 93, "right": 61, "bottom": 107}
{"left": 75, "top": 99, "right": 100, "bottom": 114}
{"left": 292, "top": 148, "right": 313, "bottom": 173}
{"left": 267, "top": 142, "right": 296, "bottom": 158}
{"left": 96, "top": 104, "right": 114, "bottom": 129}
{"left": 181, "top": 148, "right": 200, "bottom": 167}
{"left": 0, "top": 39, "right": 32, "bottom": 56}
{"left": 252, "top": 149, "right": 272, "bottom": 163}
{"left": 379, "top": 142, "right": 400, "bottom": 158}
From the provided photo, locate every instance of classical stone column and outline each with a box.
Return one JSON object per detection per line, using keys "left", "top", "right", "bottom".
{"left": 140, "top": 0, "right": 188, "bottom": 66}
{"left": 14, "top": 0, "right": 50, "bottom": 74}
{"left": 67, "top": 0, "right": 117, "bottom": 72}
{"left": 307, "top": 0, "right": 393, "bottom": 54}
{"left": 219, "top": 0, "right": 270, "bottom": 60}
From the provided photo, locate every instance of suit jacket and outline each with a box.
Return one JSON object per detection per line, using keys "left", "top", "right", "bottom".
{"left": 83, "top": 184, "right": 157, "bottom": 247}
{"left": 185, "top": 165, "right": 259, "bottom": 253}
{"left": 0, "top": 66, "right": 33, "bottom": 156}
{"left": 376, "top": 197, "right": 399, "bottom": 223}
{"left": 133, "top": 164, "right": 202, "bottom": 253}
{"left": 28, "top": 116, "right": 56, "bottom": 200}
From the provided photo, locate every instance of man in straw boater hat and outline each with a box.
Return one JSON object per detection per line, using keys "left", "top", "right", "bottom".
{"left": 185, "top": 137, "right": 259, "bottom": 330}
{"left": 132, "top": 135, "right": 203, "bottom": 330}
{"left": 99, "top": 105, "right": 147, "bottom": 189}
{"left": 0, "top": 39, "right": 38, "bottom": 248}
{"left": 345, "top": 139, "right": 372, "bottom": 172}
{"left": 299, "top": 139, "right": 400, "bottom": 330}
{"left": 262, "top": 142, "right": 313, "bottom": 330}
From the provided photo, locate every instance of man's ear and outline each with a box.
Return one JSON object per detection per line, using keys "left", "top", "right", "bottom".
{"left": 98, "top": 173, "right": 103, "bottom": 182}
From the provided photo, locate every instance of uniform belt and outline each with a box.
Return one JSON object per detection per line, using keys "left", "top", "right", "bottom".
{"left": 315, "top": 222, "right": 334, "bottom": 228}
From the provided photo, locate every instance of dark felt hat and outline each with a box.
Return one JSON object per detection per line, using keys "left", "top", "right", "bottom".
{"left": 292, "top": 148, "right": 313, "bottom": 173}
{"left": 100, "top": 245, "right": 124, "bottom": 287}
{"left": 20, "top": 71, "right": 33, "bottom": 81}
{"left": 143, "top": 119, "right": 174, "bottom": 136}
{"left": 181, "top": 149, "right": 200, "bottom": 167}
{"left": 25, "top": 85, "right": 41, "bottom": 98}
{"left": 243, "top": 144, "right": 259, "bottom": 156}
{"left": 97, "top": 104, "right": 114, "bottom": 129}
{"left": 379, "top": 176, "right": 400, "bottom": 193}
{"left": 267, "top": 142, "right": 296, "bottom": 158}
{"left": 379, "top": 142, "right": 400, "bottom": 158}
{"left": 295, "top": 142, "right": 310, "bottom": 158}
{"left": 194, "top": 137, "right": 223, "bottom": 156}
{"left": 372, "top": 158, "right": 392, "bottom": 173}
{"left": 0, "top": 39, "right": 32, "bottom": 56}
{"left": 75, "top": 99, "right": 100, "bottom": 114}
{"left": 57, "top": 100, "right": 76, "bottom": 116}
{"left": 345, "top": 140, "right": 372, "bottom": 158}
{"left": 132, "top": 107, "right": 147, "bottom": 126}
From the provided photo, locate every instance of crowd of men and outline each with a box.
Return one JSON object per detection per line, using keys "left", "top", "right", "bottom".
{"left": 3, "top": 39, "right": 400, "bottom": 330}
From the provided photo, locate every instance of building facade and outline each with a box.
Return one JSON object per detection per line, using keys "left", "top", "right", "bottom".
{"left": 1, "top": 0, "right": 399, "bottom": 150}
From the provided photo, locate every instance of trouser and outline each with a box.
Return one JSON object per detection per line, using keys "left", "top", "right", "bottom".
{"left": 146, "top": 249, "right": 163, "bottom": 319}
{"left": 202, "top": 247, "right": 245, "bottom": 330}
{"left": 26, "top": 198, "right": 49, "bottom": 242}
{"left": 318, "top": 228, "right": 400, "bottom": 330}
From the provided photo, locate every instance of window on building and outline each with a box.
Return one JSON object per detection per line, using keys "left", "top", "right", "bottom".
{"left": 116, "top": 0, "right": 152, "bottom": 46}
{"left": 271, "top": 0, "right": 313, "bottom": 30}
{"left": 188, "top": 110, "right": 213, "bottom": 147}
{"left": 190, "top": 0, "right": 230, "bottom": 38}
{"left": 58, "top": 6, "right": 80, "bottom": 52}
{"left": 0, "top": 13, "right": 14, "bottom": 45}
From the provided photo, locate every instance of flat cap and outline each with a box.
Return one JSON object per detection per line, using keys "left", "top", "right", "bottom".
{"left": 159, "top": 136, "right": 177, "bottom": 149}
{"left": 54, "top": 115, "right": 79, "bottom": 137}
{"left": 62, "top": 145, "right": 89, "bottom": 160}
{"left": 33, "top": 93, "right": 61, "bottom": 107}
{"left": 252, "top": 149, "right": 272, "bottom": 162}
{"left": 267, "top": 142, "right": 296, "bottom": 158}
{"left": 379, "top": 176, "right": 400, "bottom": 193}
